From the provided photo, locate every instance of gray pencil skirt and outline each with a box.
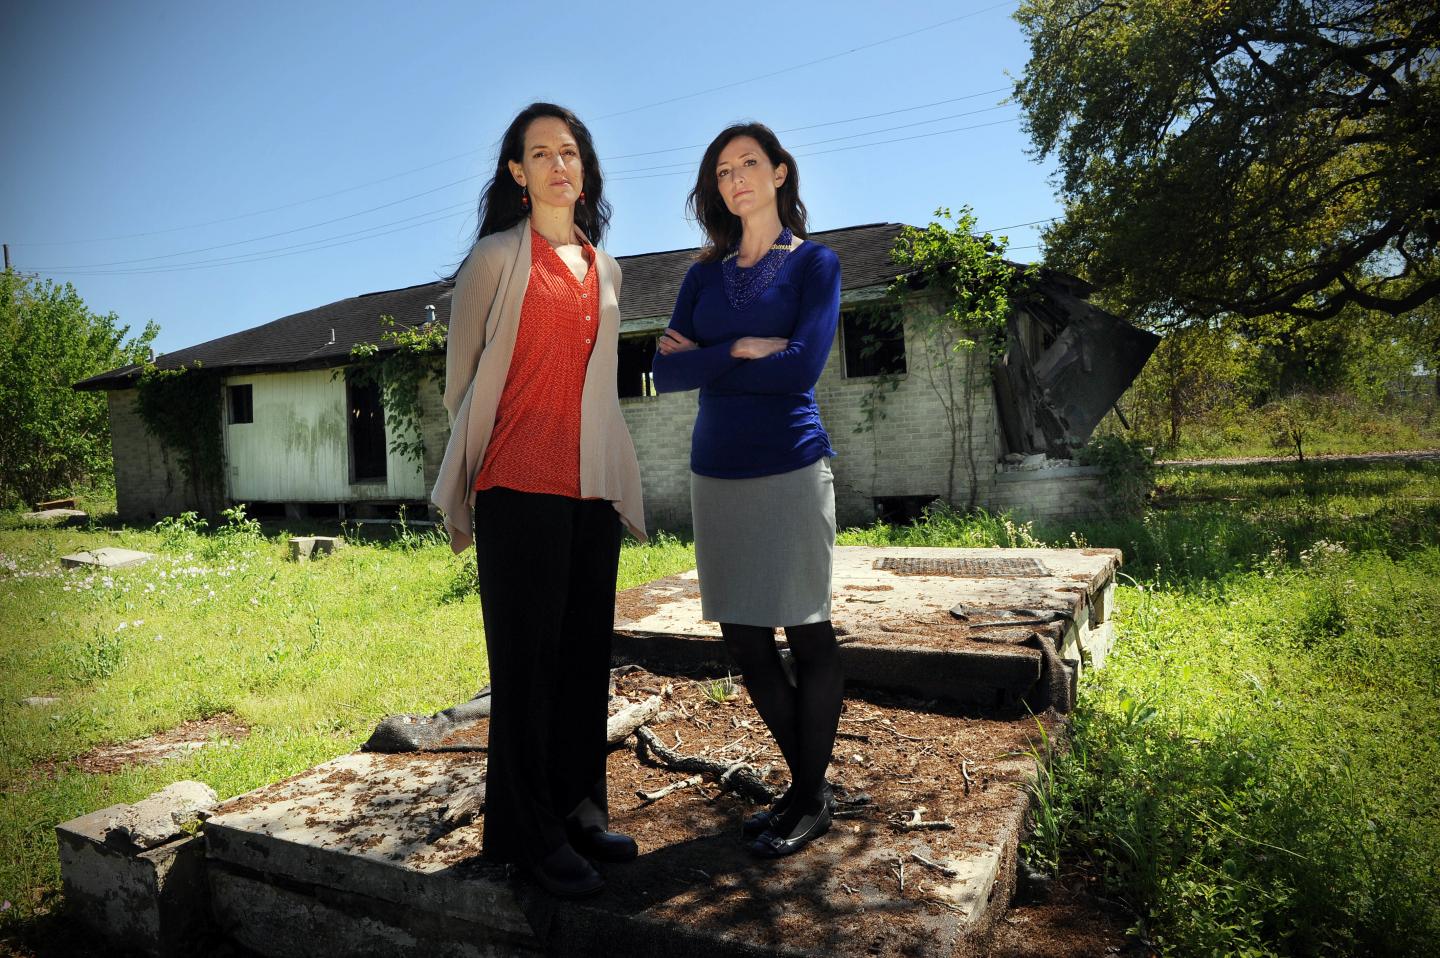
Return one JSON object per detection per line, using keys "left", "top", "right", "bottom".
{"left": 690, "top": 457, "right": 836, "bottom": 627}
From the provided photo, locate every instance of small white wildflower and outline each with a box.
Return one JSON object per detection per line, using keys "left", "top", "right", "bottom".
{"left": 115, "top": 621, "right": 127, "bottom": 631}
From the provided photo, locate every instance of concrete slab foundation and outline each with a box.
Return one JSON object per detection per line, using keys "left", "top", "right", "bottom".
{"left": 60, "top": 547, "right": 154, "bottom": 570}
{"left": 615, "top": 547, "right": 1119, "bottom": 713}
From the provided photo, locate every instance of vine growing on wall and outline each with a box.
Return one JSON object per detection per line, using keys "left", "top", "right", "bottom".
{"left": 878, "top": 207, "right": 1025, "bottom": 509}
{"left": 346, "top": 315, "right": 446, "bottom": 465}
{"left": 134, "top": 361, "right": 225, "bottom": 513}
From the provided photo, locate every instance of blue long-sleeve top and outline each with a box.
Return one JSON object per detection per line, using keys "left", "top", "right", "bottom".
{"left": 652, "top": 240, "right": 840, "bottom": 479}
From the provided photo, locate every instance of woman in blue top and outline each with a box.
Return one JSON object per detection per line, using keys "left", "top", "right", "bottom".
{"left": 652, "top": 122, "right": 843, "bottom": 858}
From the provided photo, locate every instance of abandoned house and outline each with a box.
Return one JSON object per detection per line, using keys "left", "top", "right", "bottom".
{"left": 76, "top": 222, "right": 1158, "bottom": 530}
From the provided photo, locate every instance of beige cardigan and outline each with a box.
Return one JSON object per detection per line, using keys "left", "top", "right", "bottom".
{"left": 431, "top": 218, "right": 646, "bottom": 553}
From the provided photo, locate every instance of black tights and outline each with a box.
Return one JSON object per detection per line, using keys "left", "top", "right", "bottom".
{"left": 720, "top": 620, "right": 843, "bottom": 810}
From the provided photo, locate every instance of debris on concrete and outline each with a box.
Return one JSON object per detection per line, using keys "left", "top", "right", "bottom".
{"left": 107, "top": 781, "right": 218, "bottom": 850}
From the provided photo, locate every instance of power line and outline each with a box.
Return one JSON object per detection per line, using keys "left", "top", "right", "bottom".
{"left": 27, "top": 177, "right": 482, "bottom": 271}
{"left": 11, "top": 147, "right": 490, "bottom": 248}
{"left": 38, "top": 203, "right": 474, "bottom": 276}
{"left": 602, "top": 87, "right": 1011, "bottom": 161}
{"left": 39, "top": 208, "right": 474, "bottom": 277}
{"left": 592, "top": 1, "right": 1017, "bottom": 120}
{"left": 607, "top": 103, "right": 1012, "bottom": 177}
{"left": 608, "top": 115, "right": 1022, "bottom": 181}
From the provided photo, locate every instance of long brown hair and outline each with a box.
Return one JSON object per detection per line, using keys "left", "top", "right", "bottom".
{"left": 467, "top": 103, "right": 611, "bottom": 252}
{"left": 687, "top": 122, "right": 808, "bottom": 264}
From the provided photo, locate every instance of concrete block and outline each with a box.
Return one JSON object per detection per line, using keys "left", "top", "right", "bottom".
{"left": 23, "top": 508, "right": 87, "bottom": 522}
{"left": 60, "top": 547, "right": 154, "bottom": 569}
{"left": 56, "top": 804, "right": 216, "bottom": 957}
{"left": 289, "top": 536, "right": 340, "bottom": 561}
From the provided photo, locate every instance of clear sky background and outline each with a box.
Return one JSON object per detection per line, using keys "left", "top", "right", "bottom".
{"left": 1, "top": 0, "right": 1057, "bottom": 355}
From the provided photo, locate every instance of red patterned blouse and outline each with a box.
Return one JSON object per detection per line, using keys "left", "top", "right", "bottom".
{"left": 472, "top": 229, "right": 599, "bottom": 498}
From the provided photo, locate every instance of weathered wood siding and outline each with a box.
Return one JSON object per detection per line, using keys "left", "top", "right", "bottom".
{"left": 222, "top": 369, "right": 423, "bottom": 502}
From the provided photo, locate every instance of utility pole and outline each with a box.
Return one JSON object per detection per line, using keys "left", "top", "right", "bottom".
{"left": 3, "top": 244, "right": 9, "bottom": 270}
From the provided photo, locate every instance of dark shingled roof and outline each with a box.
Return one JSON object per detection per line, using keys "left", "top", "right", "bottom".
{"left": 76, "top": 222, "right": 1016, "bottom": 390}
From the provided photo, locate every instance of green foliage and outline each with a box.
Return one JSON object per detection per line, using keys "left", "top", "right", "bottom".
{"left": 838, "top": 500, "right": 1044, "bottom": 548}
{"left": 134, "top": 362, "right": 224, "bottom": 514}
{"left": 1013, "top": 0, "right": 1440, "bottom": 325}
{"left": 887, "top": 206, "right": 1016, "bottom": 357}
{"left": 1076, "top": 435, "right": 1157, "bottom": 515}
{"left": 346, "top": 314, "right": 445, "bottom": 465}
{"left": 0, "top": 269, "right": 157, "bottom": 508}
{"left": 702, "top": 673, "right": 739, "bottom": 704}
{"left": 885, "top": 208, "right": 1021, "bottom": 506}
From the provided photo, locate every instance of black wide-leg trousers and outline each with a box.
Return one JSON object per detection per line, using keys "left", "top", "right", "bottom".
{"left": 472, "top": 488, "right": 623, "bottom": 869}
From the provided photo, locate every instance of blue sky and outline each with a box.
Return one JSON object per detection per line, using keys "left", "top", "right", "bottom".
{"left": 1, "top": 0, "right": 1057, "bottom": 355}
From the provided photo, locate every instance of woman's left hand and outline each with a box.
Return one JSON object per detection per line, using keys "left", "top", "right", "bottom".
{"left": 730, "top": 336, "right": 790, "bottom": 359}
{"left": 657, "top": 328, "right": 698, "bottom": 355}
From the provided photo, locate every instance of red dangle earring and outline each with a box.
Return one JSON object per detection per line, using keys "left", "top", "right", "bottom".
{"left": 578, "top": 190, "right": 586, "bottom": 206}
{"left": 520, "top": 185, "right": 530, "bottom": 210}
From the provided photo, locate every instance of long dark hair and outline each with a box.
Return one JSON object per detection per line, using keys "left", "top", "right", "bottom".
{"left": 688, "top": 122, "right": 808, "bottom": 264}
{"left": 464, "top": 103, "right": 611, "bottom": 256}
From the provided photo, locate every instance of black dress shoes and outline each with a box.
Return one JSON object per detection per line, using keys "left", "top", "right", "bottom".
{"left": 743, "top": 787, "right": 794, "bottom": 838}
{"left": 748, "top": 786, "right": 833, "bottom": 858}
{"left": 570, "top": 827, "right": 638, "bottom": 863}
{"left": 744, "top": 783, "right": 836, "bottom": 838}
{"left": 527, "top": 844, "right": 605, "bottom": 899}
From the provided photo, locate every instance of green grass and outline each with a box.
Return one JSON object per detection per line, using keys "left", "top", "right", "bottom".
{"left": 0, "top": 510, "right": 694, "bottom": 926}
{"left": 1024, "top": 460, "right": 1440, "bottom": 956}
{"left": 3, "top": 462, "right": 1438, "bottom": 955}
{"left": 1160, "top": 394, "right": 1440, "bottom": 461}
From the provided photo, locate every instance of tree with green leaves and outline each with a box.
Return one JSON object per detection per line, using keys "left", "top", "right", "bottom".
{"left": 1014, "top": 0, "right": 1439, "bottom": 326}
{"left": 0, "top": 269, "right": 157, "bottom": 509}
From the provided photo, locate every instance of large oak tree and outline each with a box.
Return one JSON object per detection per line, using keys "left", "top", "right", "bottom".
{"left": 1014, "top": 0, "right": 1439, "bottom": 326}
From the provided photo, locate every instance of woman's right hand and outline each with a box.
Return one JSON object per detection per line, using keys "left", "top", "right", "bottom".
{"left": 730, "top": 336, "right": 789, "bottom": 359}
{"left": 657, "top": 328, "right": 698, "bottom": 356}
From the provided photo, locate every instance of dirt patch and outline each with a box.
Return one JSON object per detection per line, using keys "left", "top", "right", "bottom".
{"left": 838, "top": 612, "right": 1067, "bottom": 654}
{"left": 614, "top": 577, "right": 703, "bottom": 625}
{"left": 392, "top": 668, "right": 1061, "bottom": 955}
{"left": 72, "top": 714, "right": 249, "bottom": 775}
{"left": 981, "top": 870, "right": 1143, "bottom": 957}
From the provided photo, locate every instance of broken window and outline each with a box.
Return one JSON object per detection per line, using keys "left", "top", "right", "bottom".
{"left": 227, "top": 384, "right": 253, "bottom": 425}
{"left": 618, "top": 335, "right": 657, "bottom": 399}
{"left": 347, "top": 375, "right": 387, "bottom": 482}
{"left": 842, "top": 305, "right": 906, "bottom": 379}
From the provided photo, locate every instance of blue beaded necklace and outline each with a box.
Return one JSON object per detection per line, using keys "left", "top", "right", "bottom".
{"left": 721, "top": 228, "right": 794, "bottom": 311}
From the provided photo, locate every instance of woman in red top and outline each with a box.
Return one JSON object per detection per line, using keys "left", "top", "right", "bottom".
{"left": 441, "top": 103, "right": 643, "bottom": 899}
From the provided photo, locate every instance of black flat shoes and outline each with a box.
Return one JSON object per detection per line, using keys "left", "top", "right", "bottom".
{"left": 748, "top": 786, "right": 834, "bottom": 858}
{"left": 742, "top": 787, "right": 794, "bottom": 837}
{"left": 743, "top": 784, "right": 836, "bottom": 839}
{"left": 527, "top": 844, "right": 605, "bottom": 899}
{"left": 570, "top": 827, "right": 639, "bottom": 863}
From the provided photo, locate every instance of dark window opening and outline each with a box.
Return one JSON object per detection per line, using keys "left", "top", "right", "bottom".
{"left": 347, "top": 376, "right": 387, "bottom": 482}
{"left": 872, "top": 495, "right": 942, "bottom": 525}
{"left": 618, "top": 335, "right": 657, "bottom": 398}
{"left": 227, "top": 384, "right": 253, "bottom": 424}
{"left": 842, "top": 306, "right": 906, "bottom": 378}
